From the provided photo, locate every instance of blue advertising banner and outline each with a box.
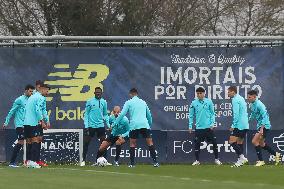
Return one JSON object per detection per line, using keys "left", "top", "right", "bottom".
{"left": 0, "top": 47, "right": 283, "bottom": 131}
{"left": 4, "top": 130, "right": 284, "bottom": 164}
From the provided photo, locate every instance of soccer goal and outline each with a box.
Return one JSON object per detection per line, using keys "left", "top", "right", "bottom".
{"left": 23, "top": 129, "right": 83, "bottom": 164}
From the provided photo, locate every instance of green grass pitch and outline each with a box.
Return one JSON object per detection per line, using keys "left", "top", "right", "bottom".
{"left": 0, "top": 164, "right": 283, "bottom": 189}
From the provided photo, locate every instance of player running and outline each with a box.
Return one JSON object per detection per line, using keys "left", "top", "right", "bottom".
{"left": 228, "top": 86, "right": 249, "bottom": 167}
{"left": 23, "top": 84, "right": 50, "bottom": 168}
{"left": 81, "top": 87, "right": 110, "bottom": 166}
{"left": 247, "top": 90, "right": 281, "bottom": 166}
{"left": 189, "top": 87, "right": 222, "bottom": 166}
{"left": 3, "top": 84, "right": 34, "bottom": 167}
{"left": 95, "top": 106, "right": 129, "bottom": 166}
{"left": 115, "top": 88, "right": 159, "bottom": 167}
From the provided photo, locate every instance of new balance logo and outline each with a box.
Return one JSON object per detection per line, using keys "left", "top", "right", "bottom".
{"left": 45, "top": 64, "right": 109, "bottom": 101}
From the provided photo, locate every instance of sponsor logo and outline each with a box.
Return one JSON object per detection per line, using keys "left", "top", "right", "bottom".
{"left": 173, "top": 140, "right": 235, "bottom": 154}
{"left": 45, "top": 64, "right": 109, "bottom": 101}
{"left": 273, "top": 133, "right": 284, "bottom": 152}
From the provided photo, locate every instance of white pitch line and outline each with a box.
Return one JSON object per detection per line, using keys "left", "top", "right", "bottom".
{"left": 46, "top": 167, "right": 275, "bottom": 187}
{"left": 0, "top": 167, "right": 275, "bottom": 187}
{"left": 47, "top": 167, "right": 199, "bottom": 181}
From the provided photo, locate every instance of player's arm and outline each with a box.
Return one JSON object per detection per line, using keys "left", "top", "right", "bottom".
{"left": 258, "top": 103, "right": 269, "bottom": 130}
{"left": 123, "top": 117, "right": 130, "bottom": 131}
{"left": 84, "top": 101, "right": 91, "bottom": 128}
{"left": 146, "top": 104, "right": 152, "bottom": 126}
{"left": 108, "top": 115, "right": 114, "bottom": 131}
{"left": 3, "top": 98, "right": 21, "bottom": 128}
{"left": 209, "top": 100, "right": 216, "bottom": 129}
{"left": 231, "top": 99, "right": 240, "bottom": 129}
{"left": 248, "top": 105, "right": 256, "bottom": 121}
{"left": 121, "top": 117, "right": 130, "bottom": 138}
{"left": 35, "top": 98, "right": 45, "bottom": 125}
{"left": 115, "top": 102, "right": 129, "bottom": 126}
{"left": 103, "top": 101, "right": 110, "bottom": 128}
{"left": 42, "top": 98, "right": 50, "bottom": 128}
{"left": 188, "top": 102, "right": 195, "bottom": 133}
{"left": 249, "top": 111, "right": 255, "bottom": 121}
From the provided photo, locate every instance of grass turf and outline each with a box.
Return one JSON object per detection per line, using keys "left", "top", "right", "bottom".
{"left": 0, "top": 164, "right": 284, "bottom": 189}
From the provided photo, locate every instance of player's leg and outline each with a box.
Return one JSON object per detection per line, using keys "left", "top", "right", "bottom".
{"left": 193, "top": 129, "right": 204, "bottom": 165}
{"left": 9, "top": 128, "right": 24, "bottom": 167}
{"left": 95, "top": 137, "right": 113, "bottom": 160}
{"left": 96, "top": 127, "right": 109, "bottom": 162}
{"left": 81, "top": 128, "right": 93, "bottom": 166}
{"left": 238, "top": 129, "right": 248, "bottom": 164}
{"left": 129, "top": 130, "right": 138, "bottom": 167}
{"left": 252, "top": 132, "right": 265, "bottom": 166}
{"left": 206, "top": 129, "right": 221, "bottom": 165}
{"left": 24, "top": 126, "right": 37, "bottom": 167}
{"left": 229, "top": 130, "right": 242, "bottom": 157}
{"left": 260, "top": 128, "right": 280, "bottom": 165}
{"left": 114, "top": 136, "right": 126, "bottom": 165}
{"left": 236, "top": 137, "right": 248, "bottom": 164}
{"left": 36, "top": 125, "right": 47, "bottom": 167}
{"left": 229, "top": 129, "right": 243, "bottom": 167}
{"left": 143, "top": 129, "right": 158, "bottom": 167}
{"left": 30, "top": 127, "right": 41, "bottom": 168}
{"left": 25, "top": 138, "right": 32, "bottom": 163}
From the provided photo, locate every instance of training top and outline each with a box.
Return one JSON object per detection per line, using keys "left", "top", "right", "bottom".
{"left": 249, "top": 99, "right": 271, "bottom": 129}
{"left": 189, "top": 98, "right": 216, "bottom": 129}
{"left": 4, "top": 95, "right": 29, "bottom": 128}
{"left": 109, "top": 114, "right": 129, "bottom": 137}
{"left": 84, "top": 97, "right": 110, "bottom": 128}
{"left": 115, "top": 96, "right": 152, "bottom": 131}
{"left": 24, "top": 92, "right": 49, "bottom": 126}
{"left": 231, "top": 94, "right": 249, "bottom": 130}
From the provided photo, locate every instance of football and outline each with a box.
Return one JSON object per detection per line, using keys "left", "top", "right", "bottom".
{"left": 96, "top": 157, "right": 108, "bottom": 167}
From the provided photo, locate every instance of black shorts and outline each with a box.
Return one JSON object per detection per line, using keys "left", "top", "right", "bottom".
{"left": 84, "top": 127, "right": 106, "bottom": 139}
{"left": 257, "top": 127, "right": 269, "bottom": 139}
{"left": 105, "top": 134, "right": 129, "bottom": 145}
{"left": 37, "top": 125, "right": 44, "bottom": 136}
{"left": 24, "top": 125, "right": 40, "bottom": 139}
{"left": 129, "top": 128, "right": 152, "bottom": 139}
{"left": 16, "top": 127, "right": 25, "bottom": 140}
{"left": 195, "top": 128, "right": 216, "bottom": 143}
{"left": 231, "top": 128, "right": 248, "bottom": 139}
{"left": 105, "top": 134, "right": 120, "bottom": 146}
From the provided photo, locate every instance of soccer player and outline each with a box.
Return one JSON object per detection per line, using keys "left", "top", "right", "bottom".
{"left": 247, "top": 90, "right": 281, "bottom": 166}
{"left": 23, "top": 84, "right": 50, "bottom": 168}
{"left": 115, "top": 88, "right": 159, "bottom": 167}
{"left": 227, "top": 86, "right": 249, "bottom": 167}
{"left": 81, "top": 87, "right": 110, "bottom": 166}
{"left": 96, "top": 106, "right": 129, "bottom": 166}
{"left": 189, "top": 87, "right": 222, "bottom": 165}
{"left": 2, "top": 84, "right": 34, "bottom": 167}
{"left": 36, "top": 81, "right": 50, "bottom": 167}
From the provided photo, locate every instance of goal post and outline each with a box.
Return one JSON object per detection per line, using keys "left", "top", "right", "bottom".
{"left": 23, "top": 129, "right": 84, "bottom": 164}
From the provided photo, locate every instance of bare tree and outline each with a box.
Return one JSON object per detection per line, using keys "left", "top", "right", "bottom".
{"left": 0, "top": 0, "right": 283, "bottom": 36}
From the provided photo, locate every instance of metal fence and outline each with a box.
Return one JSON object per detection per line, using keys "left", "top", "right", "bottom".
{"left": 0, "top": 35, "right": 283, "bottom": 47}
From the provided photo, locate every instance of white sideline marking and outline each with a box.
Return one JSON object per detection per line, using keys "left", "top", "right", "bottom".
{"left": 47, "top": 167, "right": 198, "bottom": 181}
{"left": 0, "top": 167, "right": 272, "bottom": 187}
{"left": 46, "top": 167, "right": 270, "bottom": 187}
